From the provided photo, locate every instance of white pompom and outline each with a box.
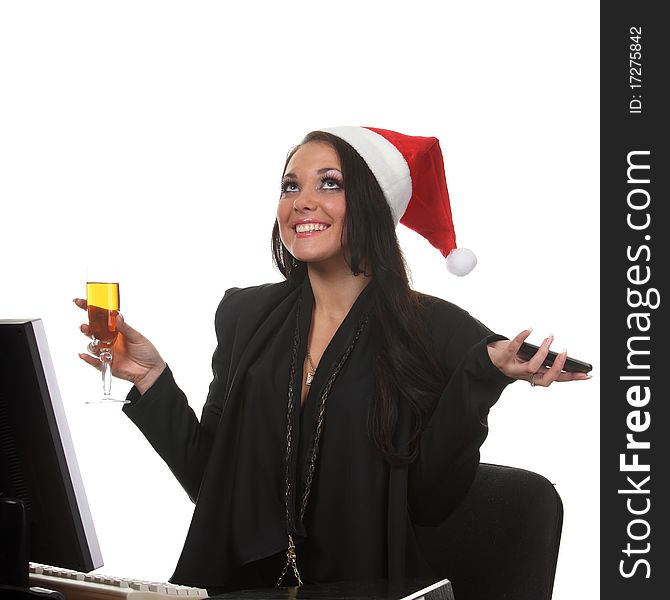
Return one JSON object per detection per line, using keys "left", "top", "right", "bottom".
{"left": 445, "top": 247, "right": 477, "bottom": 276}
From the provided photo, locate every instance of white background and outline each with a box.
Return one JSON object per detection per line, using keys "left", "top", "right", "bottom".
{"left": 0, "top": 1, "right": 599, "bottom": 598}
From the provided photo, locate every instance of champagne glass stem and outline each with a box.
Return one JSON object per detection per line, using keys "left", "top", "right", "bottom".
{"left": 100, "top": 349, "right": 113, "bottom": 397}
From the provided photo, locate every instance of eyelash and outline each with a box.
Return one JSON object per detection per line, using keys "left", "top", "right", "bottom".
{"left": 280, "top": 180, "right": 297, "bottom": 194}
{"left": 280, "top": 175, "right": 343, "bottom": 194}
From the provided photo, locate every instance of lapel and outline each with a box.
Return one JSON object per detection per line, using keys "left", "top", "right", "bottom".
{"left": 222, "top": 280, "right": 301, "bottom": 412}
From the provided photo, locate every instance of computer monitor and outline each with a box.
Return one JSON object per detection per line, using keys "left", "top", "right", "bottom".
{"left": 0, "top": 319, "right": 103, "bottom": 572}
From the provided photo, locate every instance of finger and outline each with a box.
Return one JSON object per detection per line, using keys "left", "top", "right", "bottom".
{"left": 506, "top": 328, "right": 534, "bottom": 355}
{"left": 525, "top": 335, "right": 554, "bottom": 373}
{"left": 80, "top": 323, "right": 92, "bottom": 338}
{"left": 555, "top": 371, "right": 592, "bottom": 383}
{"left": 73, "top": 298, "right": 88, "bottom": 310}
{"left": 116, "top": 313, "right": 128, "bottom": 332}
{"left": 78, "top": 352, "right": 101, "bottom": 370}
{"left": 115, "top": 313, "right": 140, "bottom": 340}
{"left": 539, "top": 349, "right": 567, "bottom": 386}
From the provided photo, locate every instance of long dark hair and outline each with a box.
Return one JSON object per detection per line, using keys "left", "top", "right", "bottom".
{"left": 271, "top": 131, "right": 444, "bottom": 465}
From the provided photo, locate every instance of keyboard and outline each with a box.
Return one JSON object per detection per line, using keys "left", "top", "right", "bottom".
{"left": 29, "top": 563, "right": 209, "bottom": 599}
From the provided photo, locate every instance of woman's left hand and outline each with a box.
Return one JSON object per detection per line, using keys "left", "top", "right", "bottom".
{"left": 487, "top": 328, "right": 591, "bottom": 386}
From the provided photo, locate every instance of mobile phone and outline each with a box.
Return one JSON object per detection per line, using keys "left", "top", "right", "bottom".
{"left": 517, "top": 342, "right": 592, "bottom": 373}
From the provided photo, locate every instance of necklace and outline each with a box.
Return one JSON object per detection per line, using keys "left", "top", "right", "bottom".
{"left": 277, "top": 299, "right": 369, "bottom": 588}
{"left": 305, "top": 351, "right": 317, "bottom": 386}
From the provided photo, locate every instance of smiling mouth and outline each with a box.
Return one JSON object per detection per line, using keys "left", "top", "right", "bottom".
{"left": 295, "top": 223, "right": 330, "bottom": 233}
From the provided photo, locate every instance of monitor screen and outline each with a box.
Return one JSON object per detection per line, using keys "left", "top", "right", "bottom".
{"left": 0, "top": 319, "right": 103, "bottom": 572}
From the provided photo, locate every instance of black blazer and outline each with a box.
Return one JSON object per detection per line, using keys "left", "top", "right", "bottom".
{"left": 123, "top": 277, "right": 513, "bottom": 590}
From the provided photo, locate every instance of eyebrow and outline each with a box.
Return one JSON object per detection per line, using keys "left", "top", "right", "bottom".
{"left": 283, "top": 167, "right": 343, "bottom": 179}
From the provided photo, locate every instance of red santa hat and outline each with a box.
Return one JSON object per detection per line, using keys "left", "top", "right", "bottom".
{"left": 320, "top": 126, "right": 477, "bottom": 276}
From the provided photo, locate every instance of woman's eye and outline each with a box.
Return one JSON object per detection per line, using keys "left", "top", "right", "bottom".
{"left": 320, "top": 178, "right": 342, "bottom": 190}
{"left": 281, "top": 180, "right": 298, "bottom": 193}
{"left": 281, "top": 174, "right": 342, "bottom": 195}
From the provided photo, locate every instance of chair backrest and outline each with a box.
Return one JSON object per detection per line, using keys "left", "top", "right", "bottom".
{"left": 414, "top": 463, "right": 563, "bottom": 600}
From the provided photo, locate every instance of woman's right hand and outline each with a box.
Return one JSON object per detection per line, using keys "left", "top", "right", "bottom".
{"left": 74, "top": 298, "right": 167, "bottom": 395}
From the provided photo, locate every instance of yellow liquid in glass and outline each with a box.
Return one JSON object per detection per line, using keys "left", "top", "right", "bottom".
{"left": 86, "top": 282, "right": 120, "bottom": 346}
{"left": 86, "top": 282, "right": 120, "bottom": 310}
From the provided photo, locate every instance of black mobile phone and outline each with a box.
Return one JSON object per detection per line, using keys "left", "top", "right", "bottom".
{"left": 517, "top": 342, "right": 593, "bottom": 373}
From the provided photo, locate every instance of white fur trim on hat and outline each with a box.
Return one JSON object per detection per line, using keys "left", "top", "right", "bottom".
{"left": 320, "top": 126, "right": 412, "bottom": 225}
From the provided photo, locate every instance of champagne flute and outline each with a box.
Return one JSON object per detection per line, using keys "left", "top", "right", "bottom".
{"left": 85, "top": 278, "right": 127, "bottom": 403}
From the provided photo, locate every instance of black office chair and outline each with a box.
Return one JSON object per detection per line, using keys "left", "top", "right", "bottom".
{"left": 414, "top": 463, "right": 563, "bottom": 600}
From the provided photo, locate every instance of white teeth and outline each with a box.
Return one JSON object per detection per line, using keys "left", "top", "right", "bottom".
{"left": 295, "top": 223, "right": 329, "bottom": 233}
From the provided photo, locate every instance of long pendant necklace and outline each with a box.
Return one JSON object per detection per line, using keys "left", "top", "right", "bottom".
{"left": 277, "top": 299, "right": 369, "bottom": 587}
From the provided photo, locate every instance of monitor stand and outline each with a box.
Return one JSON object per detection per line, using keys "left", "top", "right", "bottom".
{"left": 0, "top": 498, "right": 64, "bottom": 599}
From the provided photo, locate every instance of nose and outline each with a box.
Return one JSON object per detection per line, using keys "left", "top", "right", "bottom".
{"left": 292, "top": 189, "right": 318, "bottom": 212}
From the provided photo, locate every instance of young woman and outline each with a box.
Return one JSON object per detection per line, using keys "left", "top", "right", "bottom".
{"left": 77, "top": 127, "right": 588, "bottom": 593}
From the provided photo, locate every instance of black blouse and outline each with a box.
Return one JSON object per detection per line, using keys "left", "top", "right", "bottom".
{"left": 123, "top": 276, "right": 514, "bottom": 591}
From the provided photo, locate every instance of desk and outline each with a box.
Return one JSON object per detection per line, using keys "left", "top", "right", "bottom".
{"left": 209, "top": 578, "right": 454, "bottom": 600}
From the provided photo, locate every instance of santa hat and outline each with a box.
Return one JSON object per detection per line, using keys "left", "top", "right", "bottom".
{"left": 319, "top": 126, "right": 477, "bottom": 276}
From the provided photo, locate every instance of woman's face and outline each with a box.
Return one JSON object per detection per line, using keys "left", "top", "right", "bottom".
{"left": 277, "top": 141, "right": 348, "bottom": 268}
